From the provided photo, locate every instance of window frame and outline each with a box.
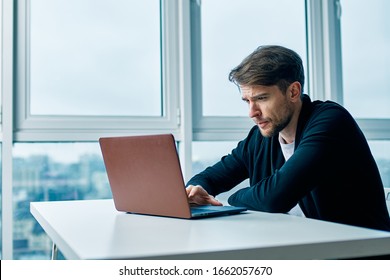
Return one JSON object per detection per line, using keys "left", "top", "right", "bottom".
{"left": 308, "top": 0, "right": 390, "bottom": 140}
{"left": 14, "top": 0, "right": 181, "bottom": 142}
{"left": 190, "top": 0, "right": 308, "bottom": 141}
{"left": 2, "top": 0, "right": 15, "bottom": 261}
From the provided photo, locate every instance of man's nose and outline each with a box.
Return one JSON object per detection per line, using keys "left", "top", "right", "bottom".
{"left": 248, "top": 102, "right": 261, "bottom": 118}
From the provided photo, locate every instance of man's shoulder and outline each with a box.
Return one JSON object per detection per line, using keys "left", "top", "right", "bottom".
{"left": 309, "top": 98, "right": 352, "bottom": 120}
{"left": 301, "top": 97, "right": 359, "bottom": 136}
{"left": 312, "top": 99, "right": 343, "bottom": 109}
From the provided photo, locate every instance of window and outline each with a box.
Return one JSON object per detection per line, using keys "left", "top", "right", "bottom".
{"left": 339, "top": 0, "right": 390, "bottom": 183}
{"left": 200, "top": 0, "right": 307, "bottom": 117}
{"left": 29, "top": 0, "right": 161, "bottom": 117}
{"left": 2, "top": 0, "right": 186, "bottom": 260}
{"left": 340, "top": 0, "right": 390, "bottom": 119}
{"left": 15, "top": 0, "right": 179, "bottom": 140}
{"left": 191, "top": 0, "right": 308, "bottom": 140}
{"left": 12, "top": 143, "right": 109, "bottom": 259}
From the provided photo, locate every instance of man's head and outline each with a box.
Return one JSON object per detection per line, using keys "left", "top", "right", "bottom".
{"left": 229, "top": 46, "right": 305, "bottom": 141}
{"left": 228, "top": 45, "right": 305, "bottom": 94}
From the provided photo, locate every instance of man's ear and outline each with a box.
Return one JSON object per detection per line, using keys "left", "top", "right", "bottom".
{"left": 289, "top": 81, "right": 301, "bottom": 101}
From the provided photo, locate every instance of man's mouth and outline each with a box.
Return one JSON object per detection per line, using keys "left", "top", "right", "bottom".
{"left": 257, "top": 120, "right": 269, "bottom": 129}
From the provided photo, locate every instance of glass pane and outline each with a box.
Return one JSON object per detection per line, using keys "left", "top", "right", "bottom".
{"left": 200, "top": 0, "right": 307, "bottom": 117}
{"left": 13, "top": 143, "right": 111, "bottom": 259}
{"left": 340, "top": 0, "right": 390, "bottom": 118}
{"left": 30, "top": 0, "right": 162, "bottom": 116}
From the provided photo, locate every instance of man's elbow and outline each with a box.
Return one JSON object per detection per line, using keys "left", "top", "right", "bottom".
{"left": 251, "top": 197, "right": 294, "bottom": 213}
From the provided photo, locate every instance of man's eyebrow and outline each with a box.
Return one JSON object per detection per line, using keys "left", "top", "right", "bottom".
{"left": 243, "top": 92, "right": 269, "bottom": 101}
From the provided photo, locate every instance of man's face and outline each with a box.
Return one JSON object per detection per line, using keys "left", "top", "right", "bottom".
{"left": 241, "top": 84, "right": 294, "bottom": 138}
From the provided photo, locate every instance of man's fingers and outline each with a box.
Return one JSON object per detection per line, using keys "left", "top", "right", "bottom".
{"left": 186, "top": 185, "right": 223, "bottom": 206}
{"left": 207, "top": 196, "right": 223, "bottom": 206}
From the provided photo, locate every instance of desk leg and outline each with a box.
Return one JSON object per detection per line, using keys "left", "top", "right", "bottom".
{"left": 51, "top": 242, "right": 58, "bottom": 260}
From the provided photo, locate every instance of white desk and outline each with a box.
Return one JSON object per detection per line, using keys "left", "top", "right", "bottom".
{"left": 30, "top": 199, "right": 390, "bottom": 260}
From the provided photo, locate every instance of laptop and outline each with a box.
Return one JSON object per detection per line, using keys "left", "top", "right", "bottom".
{"left": 99, "top": 134, "right": 247, "bottom": 219}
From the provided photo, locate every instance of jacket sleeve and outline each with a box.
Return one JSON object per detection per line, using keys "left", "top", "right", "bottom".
{"left": 228, "top": 105, "right": 354, "bottom": 213}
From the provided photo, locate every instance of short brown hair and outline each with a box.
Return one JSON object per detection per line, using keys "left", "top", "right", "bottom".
{"left": 228, "top": 45, "right": 305, "bottom": 93}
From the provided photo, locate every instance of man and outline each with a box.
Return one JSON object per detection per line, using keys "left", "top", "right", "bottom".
{"left": 186, "top": 45, "right": 390, "bottom": 232}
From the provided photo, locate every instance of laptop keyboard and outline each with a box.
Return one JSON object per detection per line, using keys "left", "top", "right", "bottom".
{"left": 190, "top": 206, "right": 221, "bottom": 214}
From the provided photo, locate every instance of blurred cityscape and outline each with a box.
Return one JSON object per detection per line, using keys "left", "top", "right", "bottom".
{"left": 1, "top": 153, "right": 390, "bottom": 259}
{"left": 7, "top": 153, "right": 111, "bottom": 260}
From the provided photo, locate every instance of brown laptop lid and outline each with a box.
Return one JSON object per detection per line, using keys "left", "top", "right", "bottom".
{"left": 99, "top": 134, "right": 192, "bottom": 218}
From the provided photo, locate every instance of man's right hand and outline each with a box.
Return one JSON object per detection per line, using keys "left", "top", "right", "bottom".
{"left": 186, "top": 185, "right": 223, "bottom": 206}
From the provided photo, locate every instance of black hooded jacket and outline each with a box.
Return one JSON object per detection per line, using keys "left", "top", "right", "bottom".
{"left": 187, "top": 94, "right": 390, "bottom": 231}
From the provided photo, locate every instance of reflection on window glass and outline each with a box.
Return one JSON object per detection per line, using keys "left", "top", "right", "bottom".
{"left": 200, "top": 0, "right": 307, "bottom": 117}
{"left": 30, "top": 0, "right": 161, "bottom": 116}
{"left": 12, "top": 143, "right": 111, "bottom": 259}
{"left": 341, "top": 0, "right": 390, "bottom": 118}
